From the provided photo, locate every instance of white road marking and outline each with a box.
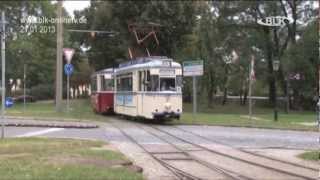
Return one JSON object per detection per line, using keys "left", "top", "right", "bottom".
{"left": 15, "top": 128, "right": 64, "bottom": 137}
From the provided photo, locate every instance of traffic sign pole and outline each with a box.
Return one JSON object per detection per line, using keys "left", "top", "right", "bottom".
{"left": 67, "top": 74, "right": 70, "bottom": 112}
{"left": 64, "top": 64, "right": 74, "bottom": 112}
{"left": 63, "top": 48, "right": 74, "bottom": 113}
{"left": 192, "top": 76, "right": 197, "bottom": 124}
{"left": 183, "top": 60, "right": 203, "bottom": 124}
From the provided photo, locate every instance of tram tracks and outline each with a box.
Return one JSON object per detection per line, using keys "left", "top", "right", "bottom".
{"left": 137, "top": 124, "right": 252, "bottom": 180}
{"left": 108, "top": 119, "right": 317, "bottom": 179}
{"left": 108, "top": 119, "right": 242, "bottom": 180}
{"left": 173, "top": 126, "right": 318, "bottom": 172}
{"left": 150, "top": 125, "right": 318, "bottom": 180}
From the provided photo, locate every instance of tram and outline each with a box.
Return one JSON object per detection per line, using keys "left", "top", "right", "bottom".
{"left": 90, "top": 68, "right": 115, "bottom": 114}
{"left": 114, "top": 56, "right": 182, "bottom": 120}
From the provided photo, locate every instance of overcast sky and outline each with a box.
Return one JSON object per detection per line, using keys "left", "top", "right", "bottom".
{"left": 63, "top": 0, "right": 90, "bottom": 17}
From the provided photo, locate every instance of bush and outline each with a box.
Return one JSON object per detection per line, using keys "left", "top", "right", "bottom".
{"left": 30, "top": 84, "right": 54, "bottom": 100}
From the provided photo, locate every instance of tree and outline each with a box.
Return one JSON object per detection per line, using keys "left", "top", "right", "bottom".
{"left": 1, "top": 1, "right": 57, "bottom": 95}
{"left": 73, "top": 1, "right": 198, "bottom": 71}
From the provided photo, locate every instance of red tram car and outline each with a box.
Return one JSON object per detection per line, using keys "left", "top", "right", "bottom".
{"left": 90, "top": 68, "right": 114, "bottom": 114}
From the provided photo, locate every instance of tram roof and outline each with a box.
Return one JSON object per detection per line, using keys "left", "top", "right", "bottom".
{"left": 116, "top": 56, "right": 181, "bottom": 73}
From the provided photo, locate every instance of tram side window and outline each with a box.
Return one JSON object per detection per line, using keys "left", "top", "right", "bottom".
{"left": 116, "top": 78, "right": 120, "bottom": 91}
{"left": 146, "top": 70, "right": 151, "bottom": 91}
{"left": 91, "top": 76, "right": 97, "bottom": 92}
{"left": 140, "top": 70, "right": 159, "bottom": 92}
{"left": 139, "top": 71, "right": 142, "bottom": 91}
{"left": 160, "top": 78, "right": 176, "bottom": 91}
{"left": 101, "top": 76, "right": 114, "bottom": 91}
{"left": 151, "top": 75, "right": 159, "bottom": 91}
{"left": 122, "top": 77, "right": 132, "bottom": 91}
{"left": 117, "top": 74, "right": 132, "bottom": 91}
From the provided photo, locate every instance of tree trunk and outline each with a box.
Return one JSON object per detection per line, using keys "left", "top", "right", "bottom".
{"left": 222, "top": 65, "right": 228, "bottom": 105}
{"left": 207, "top": 69, "right": 215, "bottom": 108}
{"left": 262, "top": 27, "right": 276, "bottom": 105}
{"left": 207, "top": 87, "right": 214, "bottom": 108}
{"left": 243, "top": 87, "right": 248, "bottom": 105}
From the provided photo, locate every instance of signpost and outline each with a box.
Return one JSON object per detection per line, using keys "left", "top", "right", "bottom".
{"left": 5, "top": 97, "right": 13, "bottom": 108}
{"left": 63, "top": 48, "right": 74, "bottom": 112}
{"left": 248, "top": 55, "right": 255, "bottom": 122}
{"left": 183, "top": 60, "right": 204, "bottom": 123}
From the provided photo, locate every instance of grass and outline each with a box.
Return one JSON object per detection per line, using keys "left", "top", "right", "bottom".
{"left": 6, "top": 99, "right": 107, "bottom": 122}
{"left": 171, "top": 103, "right": 318, "bottom": 131}
{"left": 5, "top": 99, "right": 318, "bottom": 131}
{"left": 298, "top": 151, "right": 319, "bottom": 161}
{"left": 0, "top": 137, "right": 143, "bottom": 180}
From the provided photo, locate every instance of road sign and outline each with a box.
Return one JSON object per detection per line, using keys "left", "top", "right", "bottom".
{"left": 64, "top": 64, "right": 74, "bottom": 76}
{"left": 5, "top": 97, "right": 13, "bottom": 108}
{"left": 63, "top": 48, "right": 75, "bottom": 64}
{"left": 183, "top": 60, "right": 203, "bottom": 76}
{"left": 182, "top": 60, "right": 204, "bottom": 124}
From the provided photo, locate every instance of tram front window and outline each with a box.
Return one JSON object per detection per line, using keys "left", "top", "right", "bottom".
{"left": 160, "top": 78, "right": 176, "bottom": 91}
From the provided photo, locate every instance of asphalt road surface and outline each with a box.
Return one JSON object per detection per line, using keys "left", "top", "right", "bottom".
{"left": 2, "top": 118, "right": 318, "bottom": 180}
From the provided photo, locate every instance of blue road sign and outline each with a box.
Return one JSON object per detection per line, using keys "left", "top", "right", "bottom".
{"left": 64, "top": 64, "right": 74, "bottom": 76}
{"left": 5, "top": 97, "right": 13, "bottom": 108}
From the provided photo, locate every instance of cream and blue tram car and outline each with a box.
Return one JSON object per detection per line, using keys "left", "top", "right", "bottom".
{"left": 114, "top": 56, "right": 182, "bottom": 120}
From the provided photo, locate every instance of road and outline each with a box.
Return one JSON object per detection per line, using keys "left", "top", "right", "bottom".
{"left": 2, "top": 118, "right": 318, "bottom": 180}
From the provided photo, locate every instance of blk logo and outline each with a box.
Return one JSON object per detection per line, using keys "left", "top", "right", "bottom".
{"left": 257, "top": 16, "right": 293, "bottom": 27}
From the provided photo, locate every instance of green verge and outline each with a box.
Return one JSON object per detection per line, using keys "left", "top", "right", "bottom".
{"left": 6, "top": 99, "right": 317, "bottom": 131}
{"left": 171, "top": 112, "right": 317, "bottom": 131}
{"left": 6, "top": 99, "right": 108, "bottom": 122}
{"left": 0, "top": 138, "right": 143, "bottom": 180}
{"left": 297, "top": 151, "right": 320, "bottom": 161}
{"left": 171, "top": 103, "right": 317, "bottom": 131}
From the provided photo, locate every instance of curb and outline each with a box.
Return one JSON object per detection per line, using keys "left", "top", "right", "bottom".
{"left": 4, "top": 116, "right": 92, "bottom": 122}
{"left": 4, "top": 122, "right": 99, "bottom": 129}
{"left": 3, "top": 116, "right": 99, "bottom": 129}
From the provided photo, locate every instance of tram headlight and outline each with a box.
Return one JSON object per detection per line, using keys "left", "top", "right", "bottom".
{"left": 164, "top": 103, "right": 171, "bottom": 111}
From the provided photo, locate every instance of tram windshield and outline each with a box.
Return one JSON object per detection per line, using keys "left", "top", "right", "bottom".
{"left": 160, "top": 78, "right": 176, "bottom": 91}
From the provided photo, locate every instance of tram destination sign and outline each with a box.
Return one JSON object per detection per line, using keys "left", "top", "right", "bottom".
{"left": 183, "top": 60, "right": 203, "bottom": 76}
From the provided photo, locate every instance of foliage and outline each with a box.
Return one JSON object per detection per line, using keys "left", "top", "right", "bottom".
{"left": 29, "top": 84, "right": 54, "bottom": 100}
{"left": 72, "top": 0, "right": 198, "bottom": 70}
{"left": 283, "top": 21, "right": 319, "bottom": 109}
{"left": 0, "top": 1, "right": 318, "bottom": 110}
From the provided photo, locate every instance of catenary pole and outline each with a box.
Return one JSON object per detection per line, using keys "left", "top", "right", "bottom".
{"left": 192, "top": 76, "right": 197, "bottom": 124}
{"left": 23, "top": 64, "right": 26, "bottom": 113}
{"left": 55, "top": 1, "right": 63, "bottom": 112}
{"left": 1, "top": 12, "right": 6, "bottom": 139}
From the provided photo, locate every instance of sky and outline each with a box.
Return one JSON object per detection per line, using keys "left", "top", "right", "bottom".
{"left": 63, "top": 0, "right": 91, "bottom": 17}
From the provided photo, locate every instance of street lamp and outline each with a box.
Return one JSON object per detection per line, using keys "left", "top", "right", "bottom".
{"left": 273, "top": 59, "right": 280, "bottom": 121}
